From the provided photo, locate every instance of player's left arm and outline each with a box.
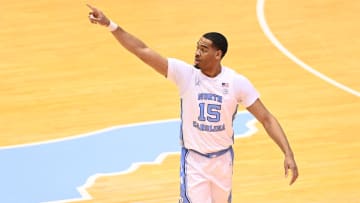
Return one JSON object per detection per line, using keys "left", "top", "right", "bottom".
{"left": 246, "top": 98, "right": 299, "bottom": 185}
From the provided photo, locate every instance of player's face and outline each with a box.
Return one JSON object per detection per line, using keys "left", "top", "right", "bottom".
{"left": 194, "top": 37, "right": 221, "bottom": 69}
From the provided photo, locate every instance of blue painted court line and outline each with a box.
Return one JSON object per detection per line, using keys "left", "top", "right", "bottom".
{"left": 0, "top": 111, "right": 256, "bottom": 203}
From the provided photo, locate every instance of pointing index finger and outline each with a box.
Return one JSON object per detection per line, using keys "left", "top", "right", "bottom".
{"left": 86, "top": 4, "right": 96, "bottom": 12}
{"left": 87, "top": 4, "right": 100, "bottom": 19}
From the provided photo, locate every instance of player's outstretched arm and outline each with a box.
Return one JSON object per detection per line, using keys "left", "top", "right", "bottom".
{"left": 86, "top": 4, "right": 168, "bottom": 77}
{"left": 246, "top": 99, "right": 299, "bottom": 185}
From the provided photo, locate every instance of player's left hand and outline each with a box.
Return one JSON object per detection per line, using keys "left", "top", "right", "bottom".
{"left": 284, "top": 154, "right": 298, "bottom": 185}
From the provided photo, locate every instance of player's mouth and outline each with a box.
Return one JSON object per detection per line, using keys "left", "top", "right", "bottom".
{"left": 194, "top": 57, "right": 200, "bottom": 64}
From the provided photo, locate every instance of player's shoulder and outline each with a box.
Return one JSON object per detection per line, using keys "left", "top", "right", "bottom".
{"left": 167, "top": 58, "right": 197, "bottom": 83}
{"left": 222, "top": 66, "right": 254, "bottom": 86}
{"left": 168, "top": 58, "right": 196, "bottom": 73}
{"left": 168, "top": 58, "right": 193, "bottom": 68}
{"left": 222, "top": 66, "right": 246, "bottom": 79}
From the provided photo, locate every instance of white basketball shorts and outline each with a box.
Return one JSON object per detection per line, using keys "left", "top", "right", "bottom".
{"left": 179, "top": 147, "right": 234, "bottom": 203}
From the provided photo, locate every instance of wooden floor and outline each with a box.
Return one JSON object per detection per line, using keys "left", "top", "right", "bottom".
{"left": 1, "top": 0, "right": 359, "bottom": 202}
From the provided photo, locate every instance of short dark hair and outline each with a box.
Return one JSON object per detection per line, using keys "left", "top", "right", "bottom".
{"left": 203, "top": 32, "right": 228, "bottom": 58}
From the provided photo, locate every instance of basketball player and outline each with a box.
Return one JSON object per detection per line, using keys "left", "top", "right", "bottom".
{"left": 87, "top": 4, "right": 298, "bottom": 203}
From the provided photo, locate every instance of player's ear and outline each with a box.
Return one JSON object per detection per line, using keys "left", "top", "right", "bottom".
{"left": 215, "top": 49, "right": 222, "bottom": 60}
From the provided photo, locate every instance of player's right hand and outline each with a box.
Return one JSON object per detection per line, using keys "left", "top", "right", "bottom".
{"left": 87, "top": 4, "right": 110, "bottom": 26}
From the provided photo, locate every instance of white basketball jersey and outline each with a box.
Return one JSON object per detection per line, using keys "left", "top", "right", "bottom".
{"left": 167, "top": 58, "right": 259, "bottom": 154}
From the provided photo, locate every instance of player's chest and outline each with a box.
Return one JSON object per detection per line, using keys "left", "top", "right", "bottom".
{"left": 184, "top": 75, "right": 235, "bottom": 105}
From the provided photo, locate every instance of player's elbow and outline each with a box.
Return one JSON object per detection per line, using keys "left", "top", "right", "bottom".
{"left": 136, "top": 48, "right": 168, "bottom": 77}
{"left": 259, "top": 112, "right": 276, "bottom": 127}
{"left": 133, "top": 47, "right": 149, "bottom": 60}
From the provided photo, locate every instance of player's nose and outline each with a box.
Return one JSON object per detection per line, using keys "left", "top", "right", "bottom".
{"left": 195, "top": 48, "right": 201, "bottom": 56}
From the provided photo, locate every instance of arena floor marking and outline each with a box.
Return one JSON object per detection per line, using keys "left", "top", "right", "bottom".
{"left": 0, "top": 111, "right": 257, "bottom": 203}
{"left": 257, "top": 0, "right": 360, "bottom": 97}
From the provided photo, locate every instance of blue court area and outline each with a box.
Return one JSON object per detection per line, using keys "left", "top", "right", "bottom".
{"left": 0, "top": 111, "right": 256, "bottom": 203}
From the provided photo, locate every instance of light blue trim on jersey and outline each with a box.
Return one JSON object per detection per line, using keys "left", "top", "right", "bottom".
{"left": 179, "top": 98, "right": 185, "bottom": 147}
{"left": 228, "top": 192, "right": 233, "bottom": 203}
{"left": 228, "top": 147, "right": 234, "bottom": 203}
{"left": 180, "top": 148, "right": 191, "bottom": 203}
{"left": 190, "top": 146, "right": 232, "bottom": 159}
{"left": 231, "top": 104, "right": 239, "bottom": 143}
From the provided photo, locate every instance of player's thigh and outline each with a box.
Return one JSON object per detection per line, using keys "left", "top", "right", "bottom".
{"left": 186, "top": 176, "right": 211, "bottom": 203}
{"left": 180, "top": 149, "right": 233, "bottom": 203}
{"left": 180, "top": 149, "right": 212, "bottom": 203}
{"left": 211, "top": 183, "right": 232, "bottom": 203}
{"left": 210, "top": 150, "right": 234, "bottom": 203}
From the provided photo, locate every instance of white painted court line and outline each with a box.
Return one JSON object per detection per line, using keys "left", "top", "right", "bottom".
{"left": 0, "top": 119, "right": 180, "bottom": 150}
{"left": 257, "top": 0, "right": 360, "bottom": 97}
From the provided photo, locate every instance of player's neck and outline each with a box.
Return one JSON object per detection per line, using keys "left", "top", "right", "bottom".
{"left": 201, "top": 64, "right": 222, "bottom": 78}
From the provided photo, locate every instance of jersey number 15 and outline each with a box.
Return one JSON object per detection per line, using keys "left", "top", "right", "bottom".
{"left": 198, "top": 103, "right": 221, "bottom": 122}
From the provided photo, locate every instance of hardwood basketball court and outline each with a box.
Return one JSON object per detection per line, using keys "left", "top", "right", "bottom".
{"left": 1, "top": 0, "right": 359, "bottom": 202}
